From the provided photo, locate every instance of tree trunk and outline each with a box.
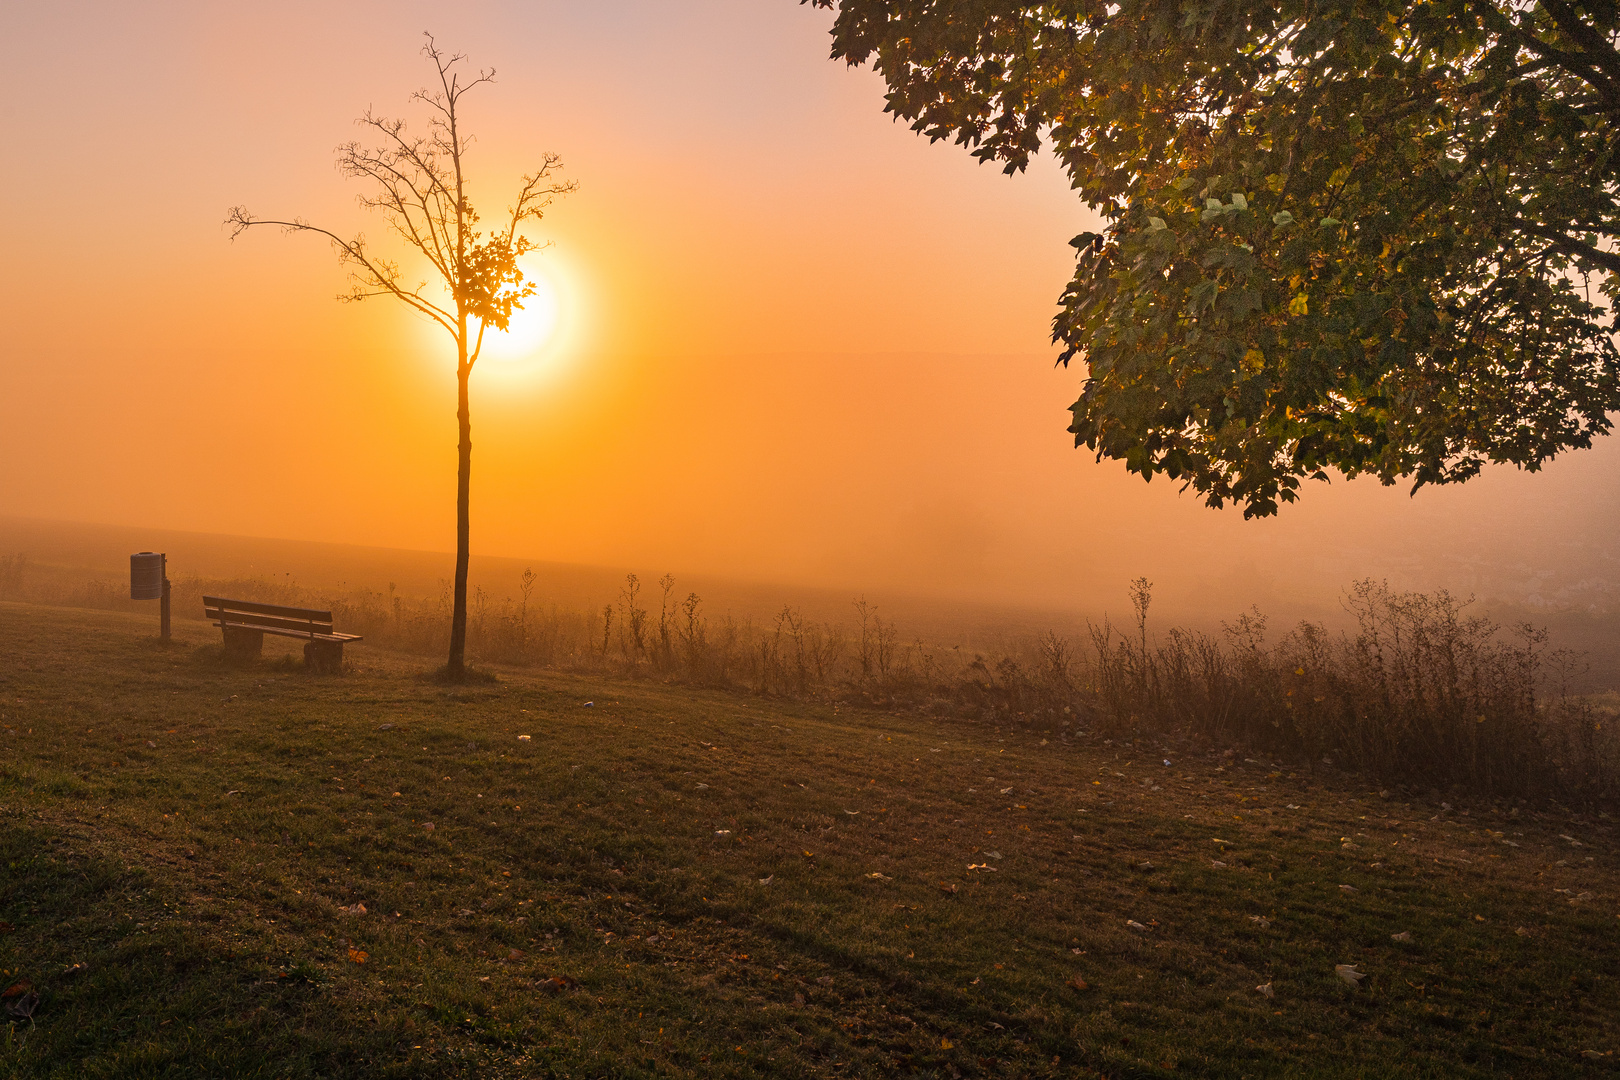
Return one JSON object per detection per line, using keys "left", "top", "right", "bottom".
{"left": 447, "top": 353, "right": 472, "bottom": 680}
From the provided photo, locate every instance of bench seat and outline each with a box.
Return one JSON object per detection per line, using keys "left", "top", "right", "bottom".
{"left": 204, "top": 596, "right": 362, "bottom": 673}
{"left": 213, "top": 620, "right": 361, "bottom": 644}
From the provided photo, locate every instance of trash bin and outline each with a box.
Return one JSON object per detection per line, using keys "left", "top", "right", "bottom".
{"left": 131, "top": 552, "right": 166, "bottom": 600}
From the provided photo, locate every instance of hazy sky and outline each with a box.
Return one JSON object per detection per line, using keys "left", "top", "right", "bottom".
{"left": 4, "top": 0, "right": 1617, "bottom": 619}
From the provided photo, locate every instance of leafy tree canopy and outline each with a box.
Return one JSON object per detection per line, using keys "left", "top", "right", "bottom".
{"left": 809, "top": 0, "right": 1620, "bottom": 515}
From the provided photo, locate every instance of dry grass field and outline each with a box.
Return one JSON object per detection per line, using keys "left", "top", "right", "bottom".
{"left": 0, "top": 601, "right": 1616, "bottom": 1078}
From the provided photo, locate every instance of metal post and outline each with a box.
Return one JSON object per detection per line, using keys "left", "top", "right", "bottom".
{"left": 160, "top": 553, "right": 171, "bottom": 642}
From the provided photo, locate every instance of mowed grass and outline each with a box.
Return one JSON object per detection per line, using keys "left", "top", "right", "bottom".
{"left": 0, "top": 603, "right": 1616, "bottom": 1079}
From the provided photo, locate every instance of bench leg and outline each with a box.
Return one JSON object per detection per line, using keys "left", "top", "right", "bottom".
{"left": 304, "top": 639, "right": 344, "bottom": 675}
{"left": 222, "top": 627, "right": 264, "bottom": 664}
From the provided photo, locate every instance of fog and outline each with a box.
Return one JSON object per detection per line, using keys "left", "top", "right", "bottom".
{"left": 3, "top": 0, "right": 1617, "bottom": 682}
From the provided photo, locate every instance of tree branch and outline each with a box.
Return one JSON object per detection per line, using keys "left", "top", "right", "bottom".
{"left": 225, "top": 208, "right": 458, "bottom": 334}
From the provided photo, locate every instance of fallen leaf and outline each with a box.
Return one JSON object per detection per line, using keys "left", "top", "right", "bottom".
{"left": 1255, "top": 982, "right": 1274, "bottom": 999}
{"left": 5, "top": 991, "right": 37, "bottom": 1020}
{"left": 1066, "top": 976, "right": 1089, "bottom": 991}
{"left": 348, "top": 948, "right": 368, "bottom": 964}
{"left": 376, "top": 723, "right": 394, "bottom": 731}
{"left": 62, "top": 962, "right": 88, "bottom": 976}
{"left": 801, "top": 850, "right": 814, "bottom": 859}
{"left": 1583, "top": 1050, "right": 1611, "bottom": 1060}
{"left": 1335, "top": 964, "right": 1366, "bottom": 986}
{"left": 145, "top": 740, "right": 157, "bottom": 748}
{"left": 1137, "top": 861, "right": 1155, "bottom": 871}
{"left": 844, "top": 810, "right": 860, "bottom": 816}
{"left": 1000, "top": 787, "right": 1013, "bottom": 795}
{"left": 1212, "top": 860, "right": 1227, "bottom": 867}
{"left": 941, "top": 1037, "right": 954, "bottom": 1049}
{"left": 1248, "top": 916, "right": 1271, "bottom": 928}
{"left": 537, "top": 975, "right": 581, "bottom": 994}
{"left": 338, "top": 903, "right": 367, "bottom": 916}
{"left": 1339, "top": 885, "right": 1358, "bottom": 893}
{"left": 422, "top": 822, "right": 435, "bottom": 831}
{"left": 867, "top": 872, "right": 893, "bottom": 882}
{"left": 1126, "top": 920, "right": 1148, "bottom": 932}
{"left": 937, "top": 882, "right": 958, "bottom": 894}
{"left": 758, "top": 875, "right": 774, "bottom": 886}
{"left": 1391, "top": 931, "right": 1412, "bottom": 943}
{"left": 966, "top": 864, "right": 997, "bottom": 872}
{"left": 0, "top": 981, "right": 32, "bottom": 999}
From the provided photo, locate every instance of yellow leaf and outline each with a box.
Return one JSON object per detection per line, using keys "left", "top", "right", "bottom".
{"left": 1289, "top": 293, "right": 1309, "bottom": 316}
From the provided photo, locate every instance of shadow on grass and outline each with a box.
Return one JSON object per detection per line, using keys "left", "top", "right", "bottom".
{"left": 427, "top": 664, "right": 500, "bottom": 686}
{"left": 0, "top": 825, "right": 440, "bottom": 1080}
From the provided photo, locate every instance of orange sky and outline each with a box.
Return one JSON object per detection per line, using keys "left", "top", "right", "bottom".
{"left": 3, "top": 0, "right": 1618, "bottom": 621}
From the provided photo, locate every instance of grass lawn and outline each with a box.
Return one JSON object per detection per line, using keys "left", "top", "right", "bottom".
{"left": 0, "top": 601, "right": 1616, "bottom": 1078}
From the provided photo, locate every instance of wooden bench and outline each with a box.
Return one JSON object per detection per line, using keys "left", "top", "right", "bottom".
{"left": 203, "top": 596, "right": 362, "bottom": 674}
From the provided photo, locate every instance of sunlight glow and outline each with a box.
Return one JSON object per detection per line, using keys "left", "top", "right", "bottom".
{"left": 478, "top": 271, "right": 561, "bottom": 365}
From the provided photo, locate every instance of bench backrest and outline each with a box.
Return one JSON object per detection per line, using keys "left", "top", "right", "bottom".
{"left": 203, "top": 596, "right": 335, "bottom": 636}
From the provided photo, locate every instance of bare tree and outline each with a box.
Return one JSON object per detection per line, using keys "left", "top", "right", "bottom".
{"left": 226, "top": 34, "right": 575, "bottom": 681}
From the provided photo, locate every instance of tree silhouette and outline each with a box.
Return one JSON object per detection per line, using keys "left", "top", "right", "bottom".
{"left": 228, "top": 34, "right": 574, "bottom": 679}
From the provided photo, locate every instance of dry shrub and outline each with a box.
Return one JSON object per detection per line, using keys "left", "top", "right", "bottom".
{"left": 1088, "top": 580, "right": 1618, "bottom": 805}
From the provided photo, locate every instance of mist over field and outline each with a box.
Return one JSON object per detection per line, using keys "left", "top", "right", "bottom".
{"left": 5, "top": 509, "right": 1620, "bottom": 690}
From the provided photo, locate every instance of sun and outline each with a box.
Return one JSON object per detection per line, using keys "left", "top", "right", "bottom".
{"left": 477, "top": 271, "right": 561, "bottom": 365}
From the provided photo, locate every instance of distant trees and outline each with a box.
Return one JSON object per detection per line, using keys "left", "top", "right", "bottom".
{"left": 227, "top": 34, "right": 574, "bottom": 679}
{"left": 809, "top": 1, "right": 1620, "bottom": 516}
